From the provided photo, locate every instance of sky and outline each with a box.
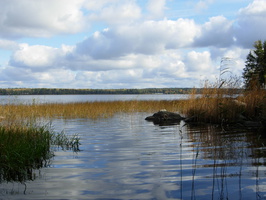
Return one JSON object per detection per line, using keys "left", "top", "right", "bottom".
{"left": 0, "top": 0, "right": 266, "bottom": 89}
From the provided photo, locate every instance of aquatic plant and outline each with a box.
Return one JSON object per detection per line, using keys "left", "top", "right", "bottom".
{"left": 0, "top": 122, "right": 80, "bottom": 183}
{"left": 0, "top": 124, "right": 52, "bottom": 183}
{"left": 52, "top": 131, "right": 80, "bottom": 152}
{"left": 0, "top": 100, "right": 182, "bottom": 120}
{"left": 180, "top": 76, "right": 266, "bottom": 128}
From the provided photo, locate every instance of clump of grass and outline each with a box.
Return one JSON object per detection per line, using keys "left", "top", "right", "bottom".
{"left": 0, "top": 122, "right": 80, "bottom": 183}
{"left": 0, "top": 124, "right": 52, "bottom": 182}
{"left": 52, "top": 131, "right": 80, "bottom": 152}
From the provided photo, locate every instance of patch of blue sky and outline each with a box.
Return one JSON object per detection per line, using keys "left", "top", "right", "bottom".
{"left": 165, "top": 0, "right": 252, "bottom": 23}
{"left": 165, "top": 0, "right": 194, "bottom": 18}
{"left": 136, "top": 0, "right": 149, "bottom": 13}
{"left": 0, "top": 50, "right": 11, "bottom": 66}
{"left": 17, "top": 22, "right": 108, "bottom": 48}
{"left": 20, "top": 33, "right": 84, "bottom": 47}
{"left": 205, "top": 1, "right": 253, "bottom": 19}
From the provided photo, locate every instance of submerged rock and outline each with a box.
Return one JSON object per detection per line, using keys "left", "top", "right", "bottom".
{"left": 145, "top": 110, "right": 185, "bottom": 125}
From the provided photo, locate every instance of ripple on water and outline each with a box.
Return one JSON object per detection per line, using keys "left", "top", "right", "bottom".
{"left": 1, "top": 112, "right": 266, "bottom": 200}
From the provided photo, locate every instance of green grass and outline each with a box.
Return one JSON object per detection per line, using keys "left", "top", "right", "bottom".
{"left": 0, "top": 124, "right": 52, "bottom": 182}
{"left": 0, "top": 123, "right": 80, "bottom": 183}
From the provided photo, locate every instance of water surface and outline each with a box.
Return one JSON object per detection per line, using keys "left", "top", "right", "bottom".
{"left": 1, "top": 112, "right": 265, "bottom": 200}
{"left": 0, "top": 95, "right": 265, "bottom": 199}
{"left": 0, "top": 94, "right": 190, "bottom": 104}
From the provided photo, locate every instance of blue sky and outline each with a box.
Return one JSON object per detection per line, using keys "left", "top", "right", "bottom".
{"left": 0, "top": 0, "right": 266, "bottom": 89}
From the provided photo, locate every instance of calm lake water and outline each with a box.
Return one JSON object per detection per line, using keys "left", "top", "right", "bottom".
{"left": 0, "top": 94, "right": 190, "bottom": 104}
{"left": 0, "top": 95, "right": 265, "bottom": 200}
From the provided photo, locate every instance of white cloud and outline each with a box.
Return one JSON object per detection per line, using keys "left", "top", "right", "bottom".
{"left": 1, "top": 66, "right": 34, "bottom": 82}
{"left": 9, "top": 44, "right": 64, "bottom": 71}
{"left": 0, "top": 39, "right": 19, "bottom": 51}
{"left": 221, "top": 47, "right": 249, "bottom": 75}
{"left": 0, "top": 65, "right": 77, "bottom": 88}
{"left": 76, "top": 18, "right": 199, "bottom": 59}
{"left": 238, "top": 0, "right": 266, "bottom": 15}
{"left": 186, "top": 51, "right": 212, "bottom": 72}
{"left": 36, "top": 68, "right": 76, "bottom": 86}
{"left": 1, "top": 0, "right": 266, "bottom": 89}
{"left": 83, "top": 0, "right": 120, "bottom": 11}
{"left": 195, "top": 0, "right": 214, "bottom": 11}
{"left": 194, "top": 16, "right": 234, "bottom": 47}
{"left": 88, "top": 1, "right": 141, "bottom": 25}
{"left": 235, "top": 0, "right": 266, "bottom": 47}
{"left": 146, "top": 0, "right": 166, "bottom": 18}
{"left": 0, "top": 0, "right": 86, "bottom": 38}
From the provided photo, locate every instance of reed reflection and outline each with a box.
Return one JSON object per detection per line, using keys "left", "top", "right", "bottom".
{"left": 184, "top": 123, "right": 266, "bottom": 199}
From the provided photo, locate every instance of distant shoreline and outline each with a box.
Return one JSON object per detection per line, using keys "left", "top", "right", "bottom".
{"left": 0, "top": 88, "right": 242, "bottom": 95}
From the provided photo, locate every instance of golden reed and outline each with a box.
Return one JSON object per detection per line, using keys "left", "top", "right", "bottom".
{"left": 0, "top": 100, "right": 182, "bottom": 121}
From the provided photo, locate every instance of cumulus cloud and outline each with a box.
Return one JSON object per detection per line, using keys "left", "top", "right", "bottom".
{"left": 83, "top": 0, "right": 121, "bottom": 11}
{"left": 235, "top": 0, "right": 266, "bottom": 47}
{"left": 0, "top": 39, "right": 19, "bottom": 51}
{"left": 146, "top": 0, "right": 166, "bottom": 18}
{"left": 87, "top": 1, "right": 141, "bottom": 25}
{"left": 186, "top": 51, "right": 212, "bottom": 72}
{"left": 0, "top": 64, "right": 77, "bottom": 88}
{"left": 9, "top": 44, "right": 73, "bottom": 72}
{"left": 195, "top": 0, "right": 214, "bottom": 11}
{"left": 0, "top": 0, "right": 86, "bottom": 38}
{"left": 194, "top": 16, "right": 234, "bottom": 47}
{"left": 76, "top": 18, "right": 199, "bottom": 59}
{"left": 1, "top": 0, "right": 266, "bottom": 88}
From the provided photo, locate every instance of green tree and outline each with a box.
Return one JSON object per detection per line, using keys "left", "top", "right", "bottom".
{"left": 243, "top": 40, "right": 266, "bottom": 89}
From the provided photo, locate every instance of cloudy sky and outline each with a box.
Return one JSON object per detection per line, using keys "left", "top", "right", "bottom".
{"left": 0, "top": 0, "right": 266, "bottom": 89}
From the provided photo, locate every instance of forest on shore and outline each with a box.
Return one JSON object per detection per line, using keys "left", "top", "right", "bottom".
{"left": 0, "top": 88, "right": 201, "bottom": 95}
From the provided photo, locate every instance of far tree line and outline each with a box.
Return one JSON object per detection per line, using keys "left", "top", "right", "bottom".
{"left": 0, "top": 88, "right": 200, "bottom": 95}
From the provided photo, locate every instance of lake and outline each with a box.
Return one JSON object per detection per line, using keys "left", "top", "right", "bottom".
{"left": 0, "top": 95, "right": 265, "bottom": 200}
{"left": 0, "top": 94, "right": 190, "bottom": 104}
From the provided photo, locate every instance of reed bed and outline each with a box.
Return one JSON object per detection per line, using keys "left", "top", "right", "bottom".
{"left": 179, "top": 82, "right": 266, "bottom": 126}
{"left": 0, "top": 100, "right": 182, "bottom": 121}
{"left": 0, "top": 124, "right": 52, "bottom": 182}
{"left": 179, "top": 88, "right": 244, "bottom": 124}
{"left": 0, "top": 99, "right": 180, "bottom": 183}
{"left": 0, "top": 88, "right": 264, "bottom": 125}
{"left": 0, "top": 99, "right": 182, "bottom": 183}
{"left": 240, "top": 89, "right": 266, "bottom": 120}
{"left": 0, "top": 120, "right": 80, "bottom": 183}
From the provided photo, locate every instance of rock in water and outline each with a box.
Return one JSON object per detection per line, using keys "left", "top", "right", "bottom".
{"left": 145, "top": 110, "right": 185, "bottom": 125}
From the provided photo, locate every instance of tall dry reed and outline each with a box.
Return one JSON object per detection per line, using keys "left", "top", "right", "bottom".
{"left": 180, "top": 77, "right": 266, "bottom": 126}
{"left": 0, "top": 100, "right": 182, "bottom": 121}
{"left": 180, "top": 87, "right": 240, "bottom": 123}
{"left": 240, "top": 89, "right": 266, "bottom": 121}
